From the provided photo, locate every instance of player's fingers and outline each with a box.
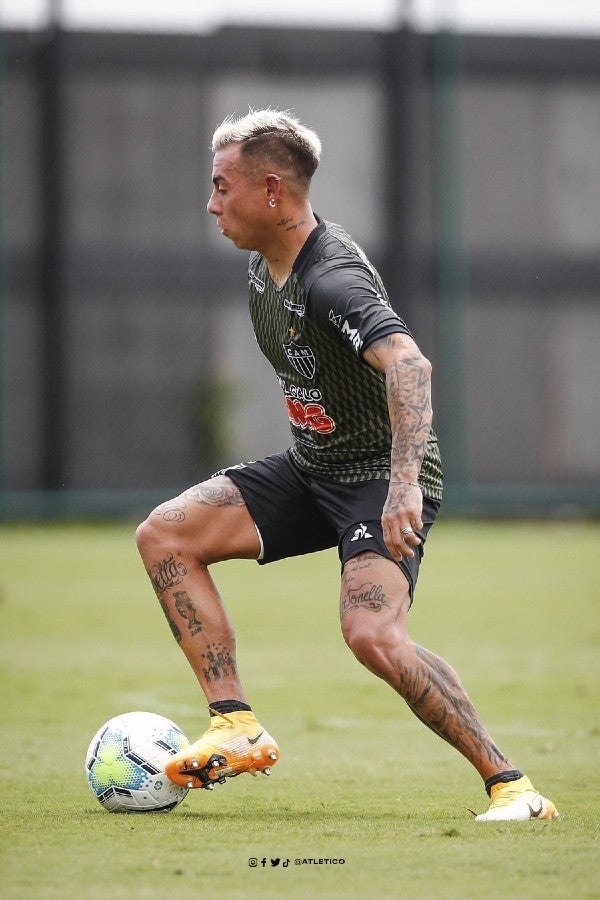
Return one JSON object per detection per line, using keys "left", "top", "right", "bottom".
{"left": 383, "top": 522, "right": 419, "bottom": 560}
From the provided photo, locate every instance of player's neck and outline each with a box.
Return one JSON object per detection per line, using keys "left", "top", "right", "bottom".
{"left": 263, "top": 206, "right": 317, "bottom": 288}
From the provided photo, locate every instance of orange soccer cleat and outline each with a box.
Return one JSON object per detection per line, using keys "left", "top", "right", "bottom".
{"left": 475, "top": 776, "right": 560, "bottom": 822}
{"left": 165, "top": 709, "right": 280, "bottom": 790}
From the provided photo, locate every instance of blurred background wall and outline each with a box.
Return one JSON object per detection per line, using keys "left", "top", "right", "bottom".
{"left": 1, "top": 22, "right": 599, "bottom": 518}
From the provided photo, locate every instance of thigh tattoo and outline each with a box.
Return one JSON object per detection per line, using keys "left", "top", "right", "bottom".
{"left": 340, "top": 553, "right": 392, "bottom": 621}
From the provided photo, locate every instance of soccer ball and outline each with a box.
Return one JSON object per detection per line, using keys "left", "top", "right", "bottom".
{"left": 85, "top": 711, "right": 190, "bottom": 813}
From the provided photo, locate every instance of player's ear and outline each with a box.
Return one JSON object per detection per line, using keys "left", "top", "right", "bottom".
{"left": 265, "top": 174, "right": 282, "bottom": 205}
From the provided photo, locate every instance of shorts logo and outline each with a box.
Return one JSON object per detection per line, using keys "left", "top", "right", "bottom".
{"left": 285, "top": 397, "right": 336, "bottom": 434}
{"left": 350, "top": 523, "right": 373, "bottom": 541}
{"left": 283, "top": 341, "right": 316, "bottom": 379}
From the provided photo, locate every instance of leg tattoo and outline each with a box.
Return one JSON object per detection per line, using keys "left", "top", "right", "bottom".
{"left": 158, "top": 597, "right": 182, "bottom": 643}
{"left": 173, "top": 590, "right": 204, "bottom": 637}
{"left": 397, "top": 645, "right": 508, "bottom": 771}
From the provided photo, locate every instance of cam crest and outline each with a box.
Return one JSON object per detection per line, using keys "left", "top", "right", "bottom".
{"left": 283, "top": 341, "right": 316, "bottom": 379}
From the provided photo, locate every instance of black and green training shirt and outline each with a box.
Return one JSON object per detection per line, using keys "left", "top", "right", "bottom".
{"left": 247, "top": 217, "right": 443, "bottom": 500}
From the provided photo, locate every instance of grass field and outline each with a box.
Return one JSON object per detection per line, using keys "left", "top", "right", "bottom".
{"left": 1, "top": 519, "right": 599, "bottom": 898}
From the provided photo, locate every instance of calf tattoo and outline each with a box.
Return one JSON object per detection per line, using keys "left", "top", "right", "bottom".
{"left": 172, "top": 590, "right": 203, "bottom": 636}
{"left": 397, "top": 645, "right": 508, "bottom": 769}
{"left": 201, "top": 643, "right": 237, "bottom": 682}
{"left": 158, "top": 597, "right": 182, "bottom": 643}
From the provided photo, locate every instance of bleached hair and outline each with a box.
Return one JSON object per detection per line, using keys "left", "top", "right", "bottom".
{"left": 211, "top": 108, "right": 322, "bottom": 186}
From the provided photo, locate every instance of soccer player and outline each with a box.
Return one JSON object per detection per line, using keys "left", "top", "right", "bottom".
{"left": 135, "top": 109, "right": 558, "bottom": 821}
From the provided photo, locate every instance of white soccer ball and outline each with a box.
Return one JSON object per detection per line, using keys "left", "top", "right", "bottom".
{"left": 85, "top": 711, "right": 190, "bottom": 813}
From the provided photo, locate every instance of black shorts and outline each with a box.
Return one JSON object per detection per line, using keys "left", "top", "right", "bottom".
{"left": 221, "top": 450, "right": 440, "bottom": 602}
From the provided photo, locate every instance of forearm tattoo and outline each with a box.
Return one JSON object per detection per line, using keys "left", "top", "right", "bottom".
{"left": 386, "top": 358, "right": 432, "bottom": 476}
{"left": 397, "top": 645, "right": 508, "bottom": 769}
{"left": 367, "top": 335, "right": 432, "bottom": 478}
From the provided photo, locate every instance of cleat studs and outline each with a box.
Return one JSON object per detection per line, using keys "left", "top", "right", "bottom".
{"left": 263, "top": 767, "right": 271, "bottom": 776}
{"left": 218, "top": 777, "right": 226, "bottom": 784}
{"left": 191, "top": 760, "right": 199, "bottom": 768}
{"left": 186, "top": 780, "right": 195, "bottom": 789}
{"left": 205, "top": 782, "right": 214, "bottom": 790}
{"left": 269, "top": 752, "right": 277, "bottom": 760}
{"left": 212, "top": 759, "right": 221, "bottom": 768}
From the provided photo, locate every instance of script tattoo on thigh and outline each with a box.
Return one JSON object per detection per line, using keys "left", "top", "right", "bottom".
{"left": 158, "top": 597, "right": 182, "bottom": 643}
{"left": 147, "top": 553, "right": 187, "bottom": 598}
{"left": 201, "top": 643, "right": 237, "bottom": 682}
{"left": 340, "top": 553, "right": 392, "bottom": 621}
{"left": 172, "top": 590, "right": 203, "bottom": 637}
{"left": 340, "top": 582, "right": 391, "bottom": 620}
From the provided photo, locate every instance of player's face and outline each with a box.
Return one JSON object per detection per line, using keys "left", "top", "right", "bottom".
{"left": 207, "top": 144, "right": 271, "bottom": 251}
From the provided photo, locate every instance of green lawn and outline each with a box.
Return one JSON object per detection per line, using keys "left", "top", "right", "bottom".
{"left": 0, "top": 519, "right": 598, "bottom": 898}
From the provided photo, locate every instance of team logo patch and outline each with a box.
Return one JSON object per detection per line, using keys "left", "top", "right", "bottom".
{"left": 283, "top": 341, "right": 316, "bottom": 379}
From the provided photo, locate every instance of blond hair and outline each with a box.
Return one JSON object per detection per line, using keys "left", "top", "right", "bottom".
{"left": 212, "top": 108, "right": 321, "bottom": 189}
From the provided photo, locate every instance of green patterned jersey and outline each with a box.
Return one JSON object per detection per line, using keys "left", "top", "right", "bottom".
{"left": 247, "top": 218, "right": 443, "bottom": 499}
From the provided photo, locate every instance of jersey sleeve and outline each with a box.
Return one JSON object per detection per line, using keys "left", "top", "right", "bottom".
{"left": 306, "top": 261, "right": 411, "bottom": 357}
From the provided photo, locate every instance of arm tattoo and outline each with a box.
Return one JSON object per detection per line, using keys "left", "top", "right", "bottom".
{"left": 386, "top": 358, "right": 432, "bottom": 477}
{"left": 397, "top": 645, "right": 508, "bottom": 770}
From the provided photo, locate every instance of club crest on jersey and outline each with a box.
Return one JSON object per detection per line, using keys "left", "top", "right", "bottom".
{"left": 283, "top": 341, "right": 316, "bottom": 379}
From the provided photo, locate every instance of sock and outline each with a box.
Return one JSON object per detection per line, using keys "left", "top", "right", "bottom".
{"left": 209, "top": 700, "right": 252, "bottom": 716}
{"left": 484, "top": 769, "right": 525, "bottom": 796}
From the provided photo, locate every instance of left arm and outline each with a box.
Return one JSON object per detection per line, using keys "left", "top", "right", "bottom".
{"left": 363, "top": 332, "right": 433, "bottom": 560}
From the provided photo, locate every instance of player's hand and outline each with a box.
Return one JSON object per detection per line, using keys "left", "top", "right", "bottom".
{"left": 381, "top": 482, "right": 423, "bottom": 560}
